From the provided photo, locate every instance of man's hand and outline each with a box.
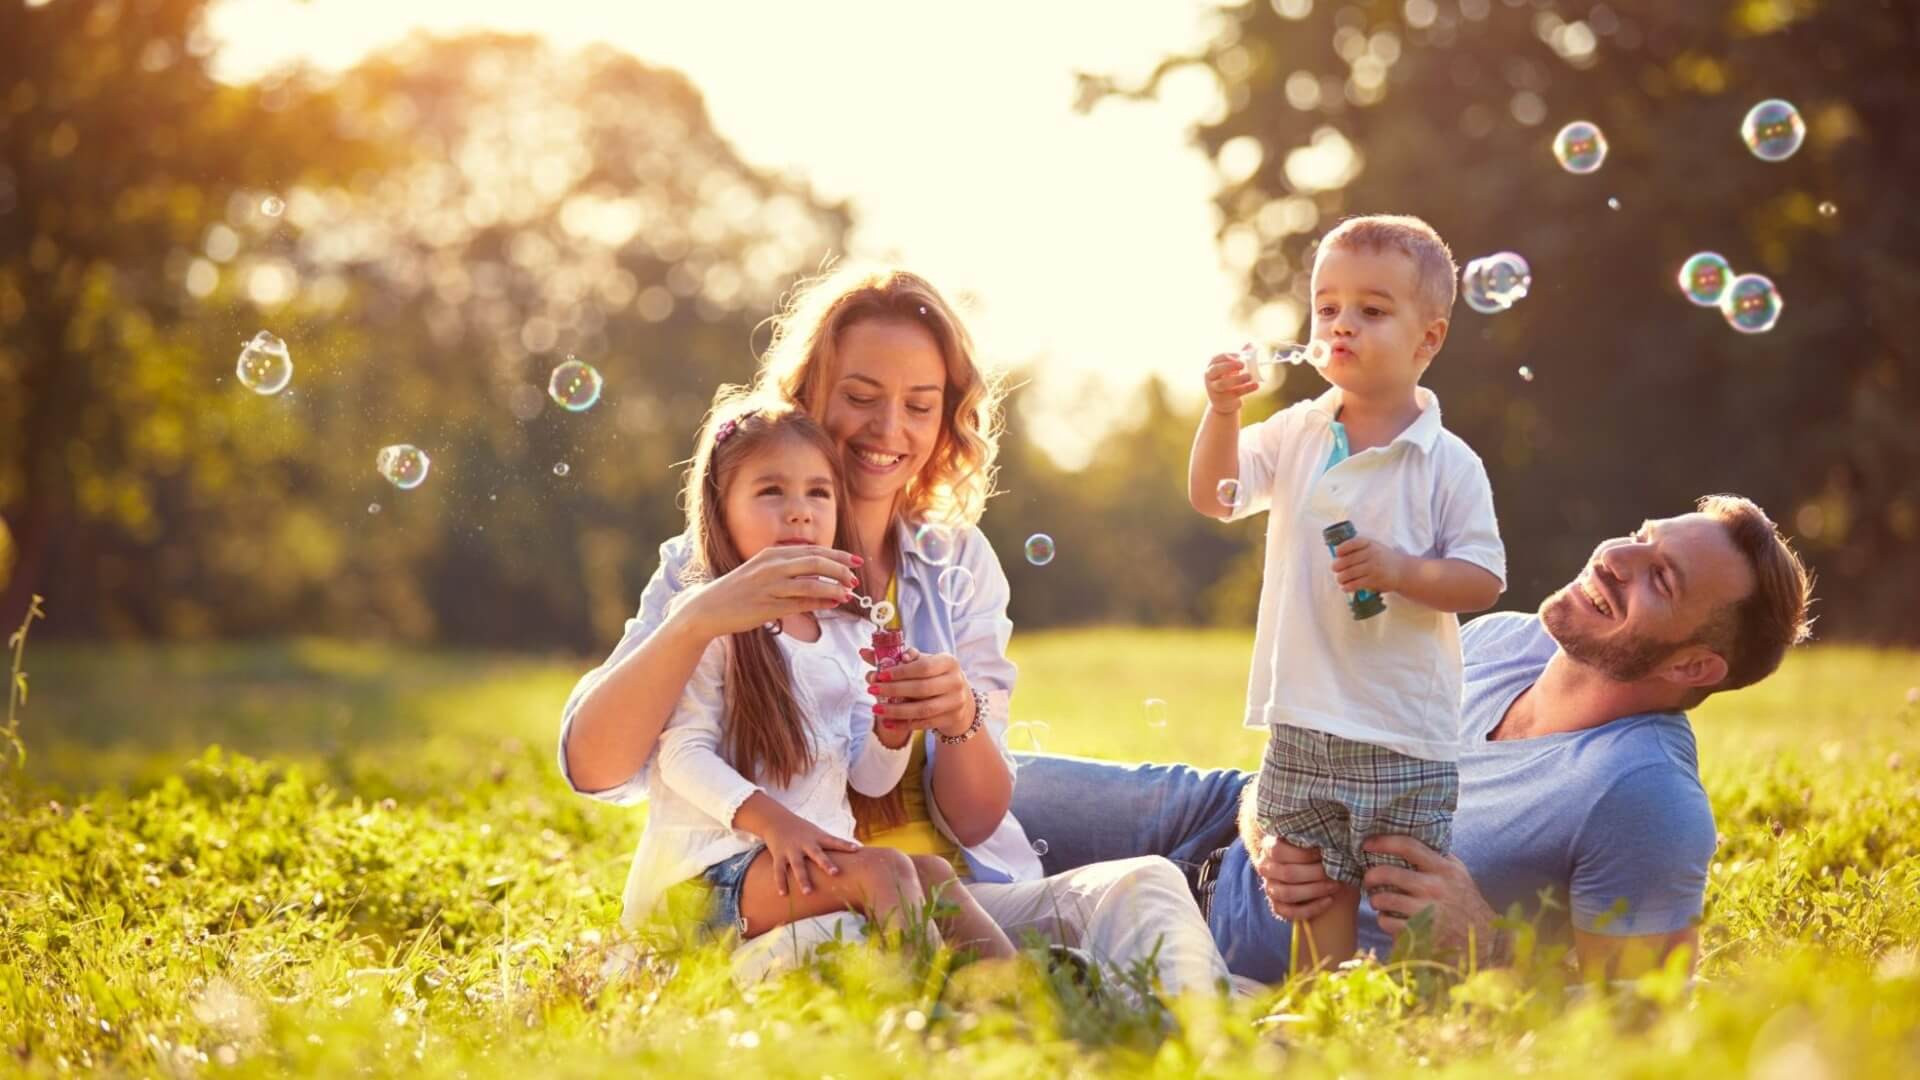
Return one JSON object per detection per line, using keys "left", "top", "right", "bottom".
{"left": 1331, "top": 535, "right": 1410, "bottom": 596}
{"left": 1361, "top": 835, "right": 1502, "bottom": 963}
{"left": 1250, "top": 833, "right": 1340, "bottom": 921}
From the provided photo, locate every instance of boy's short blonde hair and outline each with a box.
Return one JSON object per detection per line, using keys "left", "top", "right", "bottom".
{"left": 1315, "top": 214, "right": 1457, "bottom": 320}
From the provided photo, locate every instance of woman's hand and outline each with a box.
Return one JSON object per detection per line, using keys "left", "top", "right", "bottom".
{"left": 679, "top": 545, "right": 861, "bottom": 638}
{"left": 861, "top": 647, "right": 975, "bottom": 739}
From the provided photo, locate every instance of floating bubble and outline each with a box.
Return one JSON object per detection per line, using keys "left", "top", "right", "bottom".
{"left": 368, "top": 503, "right": 381, "bottom": 515}
{"left": 546, "top": 357, "right": 603, "bottom": 412}
{"left": 914, "top": 523, "right": 956, "bottom": 566}
{"left": 260, "top": 195, "right": 284, "bottom": 217}
{"left": 1144, "top": 698, "right": 1168, "bottom": 729}
{"left": 1031, "top": 838, "right": 1050, "bottom": 857}
{"left": 1024, "top": 533, "right": 1056, "bottom": 566}
{"left": 1817, "top": 201, "right": 1837, "bottom": 218}
{"left": 869, "top": 600, "right": 896, "bottom": 626}
{"left": 1720, "top": 273, "right": 1782, "bottom": 334}
{"left": 1007, "top": 719, "right": 1049, "bottom": 752}
{"left": 936, "top": 565, "right": 976, "bottom": 608}
{"left": 1552, "top": 120, "right": 1608, "bottom": 174}
{"left": 375, "top": 444, "right": 430, "bottom": 490}
{"left": 553, "top": 462, "right": 571, "bottom": 477}
{"left": 1216, "top": 478, "right": 1246, "bottom": 511}
{"left": 1741, "top": 99, "right": 1805, "bottom": 162}
{"left": 1677, "top": 252, "right": 1733, "bottom": 307}
{"left": 1462, "top": 253, "right": 1531, "bottom": 314}
{"left": 235, "top": 331, "right": 292, "bottom": 395}
{"left": 1518, "top": 366, "right": 1534, "bottom": 382}
{"left": 1607, "top": 197, "right": 1621, "bottom": 211}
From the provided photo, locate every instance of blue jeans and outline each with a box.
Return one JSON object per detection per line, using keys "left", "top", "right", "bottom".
{"left": 1009, "top": 753, "right": 1299, "bottom": 982}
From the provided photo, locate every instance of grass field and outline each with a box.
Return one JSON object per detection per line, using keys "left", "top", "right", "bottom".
{"left": 3, "top": 629, "right": 1918, "bottom": 1076}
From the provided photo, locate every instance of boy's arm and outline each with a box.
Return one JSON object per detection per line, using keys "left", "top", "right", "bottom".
{"left": 1188, "top": 350, "right": 1259, "bottom": 519}
{"left": 1330, "top": 540, "right": 1502, "bottom": 613}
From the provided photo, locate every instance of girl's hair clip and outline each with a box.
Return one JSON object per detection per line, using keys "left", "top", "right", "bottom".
{"left": 714, "top": 418, "right": 739, "bottom": 444}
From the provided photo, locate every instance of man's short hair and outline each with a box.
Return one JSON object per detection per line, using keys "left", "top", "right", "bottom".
{"left": 1316, "top": 214, "right": 1458, "bottom": 320}
{"left": 1690, "top": 494, "right": 1815, "bottom": 702}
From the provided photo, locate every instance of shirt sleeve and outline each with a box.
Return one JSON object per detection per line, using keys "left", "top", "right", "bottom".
{"left": 555, "top": 535, "right": 689, "bottom": 804}
{"left": 1433, "top": 447, "right": 1507, "bottom": 588}
{"left": 948, "top": 528, "right": 1021, "bottom": 773}
{"left": 847, "top": 716, "right": 912, "bottom": 797}
{"left": 653, "top": 636, "right": 761, "bottom": 828}
{"left": 1567, "top": 763, "right": 1716, "bottom": 936}
{"left": 1225, "top": 408, "right": 1295, "bottom": 523}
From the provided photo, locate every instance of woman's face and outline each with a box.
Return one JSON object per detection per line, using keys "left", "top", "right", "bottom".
{"left": 819, "top": 317, "right": 947, "bottom": 509}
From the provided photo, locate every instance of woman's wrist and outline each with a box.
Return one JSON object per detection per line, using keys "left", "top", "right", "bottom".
{"left": 938, "top": 685, "right": 986, "bottom": 740}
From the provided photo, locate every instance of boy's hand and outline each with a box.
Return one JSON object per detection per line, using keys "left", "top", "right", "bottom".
{"left": 1332, "top": 535, "right": 1410, "bottom": 595}
{"left": 1204, "top": 345, "right": 1260, "bottom": 415}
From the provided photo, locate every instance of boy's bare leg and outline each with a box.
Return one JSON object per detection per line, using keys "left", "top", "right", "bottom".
{"left": 910, "top": 854, "right": 1017, "bottom": 960}
{"left": 1297, "top": 883, "right": 1361, "bottom": 972}
{"left": 736, "top": 846, "right": 934, "bottom": 941}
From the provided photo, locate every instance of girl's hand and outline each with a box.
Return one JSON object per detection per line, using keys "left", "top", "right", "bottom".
{"left": 861, "top": 647, "right": 975, "bottom": 739}
{"left": 681, "top": 544, "right": 861, "bottom": 638}
{"left": 1331, "top": 535, "right": 1408, "bottom": 595}
{"left": 758, "top": 808, "right": 863, "bottom": 898}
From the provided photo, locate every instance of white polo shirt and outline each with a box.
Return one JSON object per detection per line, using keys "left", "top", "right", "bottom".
{"left": 1229, "top": 386, "right": 1506, "bottom": 762}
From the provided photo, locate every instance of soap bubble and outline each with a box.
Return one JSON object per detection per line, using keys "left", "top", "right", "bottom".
{"left": 546, "top": 357, "right": 603, "bottom": 412}
{"left": 1607, "top": 197, "right": 1621, "bottom": 210}
{"left": 235, "top": 331, "right": 292, "bottom": 395}
{"left": 1818, "top": 201, "right": 1837, "bottom": 218}
{"left": 1031, "top": 838, "right": 1050, "bottom": 857}
{"left": 1007, "top": 720, "right": 1049, "bottom": 751}
{"left": 914, "top": 523, "right": 955, "bottom": 565}
{"left": 1462, "top": 253, "right": 1531, "bottom": 314}
{"left": 1144, "top": 698, "right": 1168, "bottom": 728}
{"left": 1518, "top": 366, "right": 1534, "bottom": 382}
{"left": 936, "top": 565, "right": 976, "bottom": 607}
{"left": 260, "top": 195, "right": 284, "bottom": 217}
{"left": 1720, "top": 273, "right": 1782, "bottom": 334}
{"left": 1677, "top": 252, "right": 1733, "bottom": 307}
{"left": 553, "top": 462, "right": 571, "bottom": 477}
{"left": 1552, "top": 121, "right": 1608, "bottom": 174}
{"left": 375, "top": 444, "right": 430, "bottom": 490}
{"left": 1217, "top": 478, "right": 1246, "bottom": 511}
{"left": 1024, "top": 533, "right": 1056, "bottom": 566}
{"left": 368, "top": 503, "right": 381, "bottom": 515}
{"left": 1741, "top": 99, "right": 1805, "bottom": 162}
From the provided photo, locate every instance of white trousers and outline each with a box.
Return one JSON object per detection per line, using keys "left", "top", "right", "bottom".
{"left": 729, "top": 855, "right": 1229, "bottom": 995}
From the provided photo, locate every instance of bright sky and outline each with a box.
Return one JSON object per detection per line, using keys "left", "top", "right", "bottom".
{"left": 209, "top": 0, "right": 1256, "bottom": 467}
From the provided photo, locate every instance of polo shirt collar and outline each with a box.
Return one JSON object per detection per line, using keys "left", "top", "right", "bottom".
{"left": 1305, "top": 385, "right": 1445, "bottom": 454}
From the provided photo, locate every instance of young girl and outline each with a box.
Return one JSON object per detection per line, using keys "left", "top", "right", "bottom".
{"left": 621, "top": 395, "right": 1017, "bottom": 959}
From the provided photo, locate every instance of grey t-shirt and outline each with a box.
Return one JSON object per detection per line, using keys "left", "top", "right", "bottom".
{"left": 1350, "top": 611, "right": 1717, "bottom": 955}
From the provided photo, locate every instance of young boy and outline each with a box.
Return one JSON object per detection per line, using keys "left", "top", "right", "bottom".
{"left": 1187, "top": 215, "right": 1507, "bottom": 967}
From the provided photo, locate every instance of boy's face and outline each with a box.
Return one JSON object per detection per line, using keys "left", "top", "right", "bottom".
{"left": 1309, "top": 246, "right": 1448, "bottom": 400}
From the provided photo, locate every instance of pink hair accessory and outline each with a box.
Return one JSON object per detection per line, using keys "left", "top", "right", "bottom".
{"left": 715, "top": 418, "right": 739, "bottom": 443}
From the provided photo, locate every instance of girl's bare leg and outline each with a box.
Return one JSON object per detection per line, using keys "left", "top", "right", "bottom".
{"left": 910, "top": 854, "right": 1017, "bottom": 960}
{"left": 736, "top": 846, "right": 934, "bottom": 941}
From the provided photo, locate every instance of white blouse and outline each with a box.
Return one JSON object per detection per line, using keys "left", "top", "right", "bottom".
{"left": 619, "top": 609, "right": 909, "bottom": 925}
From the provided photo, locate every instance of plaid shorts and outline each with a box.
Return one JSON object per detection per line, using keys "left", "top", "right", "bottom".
{"left": 1254, "top": 724, "right": 1458, "bottom": 889}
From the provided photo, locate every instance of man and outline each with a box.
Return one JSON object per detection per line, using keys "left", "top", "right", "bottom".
{"left": 1011, "top": 494, "right": 1814, "bottom": 981}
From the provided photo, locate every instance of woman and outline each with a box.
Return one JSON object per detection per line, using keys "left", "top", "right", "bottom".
{"left": 559, "top": 265, "right": 1226, "bottom": 994}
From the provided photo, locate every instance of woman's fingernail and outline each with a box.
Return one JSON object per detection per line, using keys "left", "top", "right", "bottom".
{"left": 873, "top": 705, "right": 885, "bottom": 716}
{"left": 876, "top": 671, "right": 891, "bottom": 683}
{"left": 850, "top": 555, "right": 865, "bottom": 566}
{"left": 849, "top": 576, "right": 859, "bottom": 587}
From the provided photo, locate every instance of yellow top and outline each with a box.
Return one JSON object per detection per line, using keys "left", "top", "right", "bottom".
{"left": 860, "top": 577, "right": 969, "bottom": 879}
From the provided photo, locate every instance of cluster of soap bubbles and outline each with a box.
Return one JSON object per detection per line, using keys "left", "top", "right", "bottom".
{"left": 1678, "top": 251, "right": 1781, "bottom": 334}
{"left": 236, "top": 333, "right": 605, "bottom": 496}
{"left": 1461, "top": 252, "right": 1533, "bottom": 315}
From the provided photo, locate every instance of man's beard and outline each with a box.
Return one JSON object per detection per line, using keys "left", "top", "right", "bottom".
{"left": 1539, "top": 588, "right": 1684, "bottom": 682}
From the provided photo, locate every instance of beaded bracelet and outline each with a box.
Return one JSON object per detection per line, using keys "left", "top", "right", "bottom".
{"left": 939, "top": 690, "right": 990, "bottom": 746}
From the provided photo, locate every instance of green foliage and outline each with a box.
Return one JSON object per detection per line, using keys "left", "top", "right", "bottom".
{"left": 2, "top": 632, "right": 1916, "bottom": 1075}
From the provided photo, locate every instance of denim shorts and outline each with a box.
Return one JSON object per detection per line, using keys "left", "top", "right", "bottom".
{"left": 699, "top": 845, "right": 764, "bottom": 937}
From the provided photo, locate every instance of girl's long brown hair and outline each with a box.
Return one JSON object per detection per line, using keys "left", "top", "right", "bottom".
{"left": 680, "top": 392, "right": 858, "bottom": 788}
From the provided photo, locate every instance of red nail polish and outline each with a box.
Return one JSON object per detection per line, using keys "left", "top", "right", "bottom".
{"left": 876, "top": 671, "right": 891, "bottom": 683}
{"left": 850, "top": 555, "right": 865, "bottom": 566}
{"left": 849, "top": 576, "right": 859, "bottom": 587}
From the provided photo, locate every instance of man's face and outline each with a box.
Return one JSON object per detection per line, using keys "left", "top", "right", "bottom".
{"left": 1540, "top": 513, "right": 1756, "bottom": 682}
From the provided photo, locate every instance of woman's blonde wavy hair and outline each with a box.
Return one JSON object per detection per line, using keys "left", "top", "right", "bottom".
{"left": 753, "top": 264, "right": 1006, "bottom": 530}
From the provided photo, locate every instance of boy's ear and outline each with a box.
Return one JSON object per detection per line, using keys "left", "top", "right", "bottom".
{"left": 1416, "top": 315, "right": 1450, "bottom": 363}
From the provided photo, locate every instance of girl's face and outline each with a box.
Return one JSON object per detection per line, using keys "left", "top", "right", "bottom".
{"left": 820, "top": 318, "right": 947, "bottom": 509}
{"left": 719, "top": 437, "right": 839, "bottom": 561}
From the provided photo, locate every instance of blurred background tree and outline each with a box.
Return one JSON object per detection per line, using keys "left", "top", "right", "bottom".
{"left": 4, "top": 0, "right": 1915, "bottom": 648}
